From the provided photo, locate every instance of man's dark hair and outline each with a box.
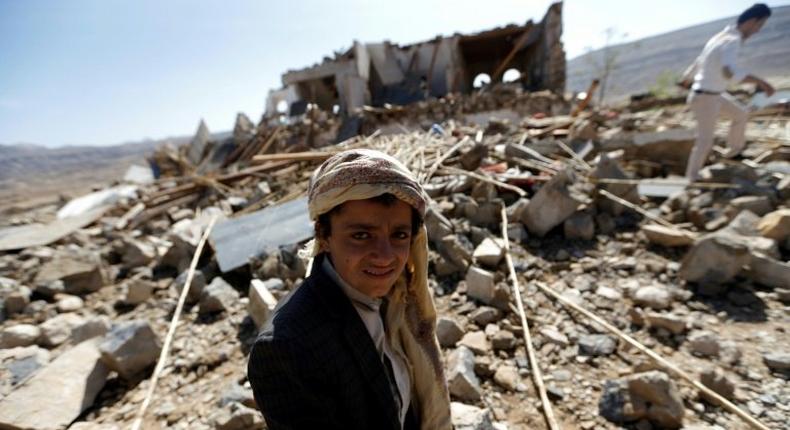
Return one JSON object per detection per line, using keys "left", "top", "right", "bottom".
{"left": 316, "top": 193, "right": 423, "bottom": 239}
{"left": 738, "top": 3, "right": 771, "bottom": 24}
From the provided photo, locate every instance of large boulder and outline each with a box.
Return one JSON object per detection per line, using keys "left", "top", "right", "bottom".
{"left": 0, "top": 340, "right": 109, "bottom": 430}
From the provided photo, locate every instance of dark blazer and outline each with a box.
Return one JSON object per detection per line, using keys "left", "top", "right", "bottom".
{"left": 247, "top": 254, "right": 419, "bottom": 430}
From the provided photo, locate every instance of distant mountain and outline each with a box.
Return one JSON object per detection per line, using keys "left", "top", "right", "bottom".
{"left": 567, "top": 5, "right": 790, "bottom": 102}
{"left": 0, "top": 140, "right": 162, "bottom": 182}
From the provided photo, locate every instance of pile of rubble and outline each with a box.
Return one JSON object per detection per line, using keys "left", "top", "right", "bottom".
{"left": 0, "top": 85, "right": 788, "bottom": 430}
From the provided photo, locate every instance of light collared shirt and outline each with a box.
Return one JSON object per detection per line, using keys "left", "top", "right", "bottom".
{"left": 682, "top": 25, "right": 749, "bottom": 93}
{"left": 322, "top": 257, "right": 412, "bottom": 428}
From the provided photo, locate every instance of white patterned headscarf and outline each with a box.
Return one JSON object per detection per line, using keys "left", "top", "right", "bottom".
{"left": 304, "top": 149, "right": 452, "bottom": 430}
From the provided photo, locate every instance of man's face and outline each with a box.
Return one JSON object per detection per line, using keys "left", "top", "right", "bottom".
{"left": 321, "top": 198, "right": 413, "bottom": 298}
{"left": 741, "top": 17, "right": 767, "bottom": 39}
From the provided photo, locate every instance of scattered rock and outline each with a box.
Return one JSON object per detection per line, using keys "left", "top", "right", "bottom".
{"left": 641, "top": 224, "right": 696, "bottom": 247}
{"left": 470, "top": 306, "right": 501, "bottom": 326}
{"left": 688, "top": 331, "right": 720, "bottom": 358}
{"left": 757, "top": 209, "right": 790, "bottom": 241}
{"left": 121, "top": 238, "right": 157, "bottom": 267}
{"left": 218, "top": 381, "right": 256, "bottom": 409}
{"left": 729, "top": 195, "right": 773, "bottom": 216}
{"left": 473, "top": 238, "right": 504, "bottom": 267}
{"left": 0, "top": 324, "right": 41, "bottom": 349}
{"left": 34, "top": 252, "right": 107, "bottom": 295}
{"left": 56, "top": 294, "right": 84, "bottom": 312}
{"left": 493, "top": 365, "right": 526, "bottom": 392}
{"left": 72, "top": 316, "right": 112, "bottom": 344}
{"left": 450, "top": 402, "right": 495, "bottom": 430}
{"left": 465, "top": 267, "right": 496, "bottom": 305}
{"left": 564, "top": 211, "right": 595, "bottom": 240}
{"left": 437, "top": 317, "right": 465, "bottom": 347}
{"left": 99, "top": 320, "right": 162, "bottom": 379}
{"left": 633, "top": 285, "right": 672, "bottom": 310}
{"left": 199, "top": 277, "right": 240, "bottom": 315}
{"left": 745, "top": 252, "right": 790, "bottom": 289}
{"left": 540, "top": 326, "right": 569, "bottom": 346}
{"left": 248, "top": 279, "right": 280, "bottom": 329}
{"left": 762, "top": 351, "right": 790, "bottom": 372}
{"left": 212, "top": 402, "right": 262, "bottom": 430}
{"left": 491, "top": 330, "right": 516, "bottom": 350}
{"left": 172, "top": 269, "right": 206, "bottom": 304}
{"left": 578, "top": 334, "right": 617, "bottom": 356}
{"left": 122, "top": 279, "right": 155, "bottom": 306}
{"left": 2, "top": 345, "right": 50, "bottom": 385}
{"left": 459, "top": 331, "right": 490, "bottom": 355}
{"left": 521, "top": 169, "right": 590, "bottom": 236}
{"left": 699, "top": 368, "right": 735, "bottom": 402}
{"left": 0, "top": 340, "right": 109, "bottom": 430}
{"left": 679, "top": 233, "right": 751, "bottom": 284}
{"left": 447, "top": 346, "right": 483, "bottom": 401}
{"left": 644, "top": 312, "right": 687, "bottom": 334}
{"left": 627, "top": 371, "right": 684, "bottom": 428}
{"left": 4, "top": 286, "right": 31, "bottom": 315}
{"left": 39, "top": 313, "right": 84, "bottom": 347}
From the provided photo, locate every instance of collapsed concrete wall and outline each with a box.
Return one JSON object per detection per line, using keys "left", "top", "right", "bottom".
{"left": 269, "top": 2, "right": 566, "bottom": 118}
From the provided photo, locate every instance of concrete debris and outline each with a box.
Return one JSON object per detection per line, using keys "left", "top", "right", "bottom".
{"left": 39, "top": 313, "right": 84, "bottom": 347}
{"left": 172, "top": 269, "right": 206, "bottom": 304}
{"left": 641, "top": 224, "right": 696, "bottom": 247}
{"left": 600, "top": 371, "right": 685, "bottom": 429}
{"left": 0, "top": 324, "right": 41, "bottom": 349}
{"left": 757, "top": 208, "right": 790, "bottom": 241}
{"left": 473, "top": 238, "right": 504, "bottom": 267}
{"left": 762, "top": 351, "right": 790, "bottom": 372}
{"left": 99, "top": 320, "right": 162, "bottom": 380}
{"left": 248, "top": 278, "right": 279, "bottom": 329}
{"left": 0, "top": 340, "right": 108, "bottom": 430}
{"left": 34, "top": 251, "right": 107, "bottom": 295}
{"left": 436, "top": 317, "right": 465, "bottom": 348}
{"left": 122, "top": 279, "right": 155, "bottom": 306}
{"left": 1, "top": 18, "right": 789, "bottom": 427}
{"left": 199, "top": 277, "right": 240, "bottom": 315}
{"left": 450, "top": 402, "right": 495, "bottom": 430}
{"left": 699, "top": 368, "right": 735, "bottom": 402}
{"left": 678, "top": 233, "right": 751, "bottom": 284}
{"left": 521, "top": 169, "right": 590, "bottom": 236}
{"left": 578, "top": 334, "right": 617, "bottom": 356}
{"left": 447, "top": 346, "right": 483, "bottom": 401}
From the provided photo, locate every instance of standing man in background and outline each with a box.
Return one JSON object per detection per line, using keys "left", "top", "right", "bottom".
{"left": 679, "top": 3, "right": 775, "bottom": 181}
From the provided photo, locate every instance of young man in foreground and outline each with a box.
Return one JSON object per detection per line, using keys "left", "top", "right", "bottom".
{"left": 248, "top": 149, "right": 452, "bottom": 430}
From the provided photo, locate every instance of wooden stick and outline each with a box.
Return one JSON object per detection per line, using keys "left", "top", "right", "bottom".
{"left": 556, "top": 140, "right": 592, "bottom": 170}
{"left": 532, "top": 281, "right": 771, "bottom": 430}
{"left": 492, "top": 26, "right": 534, "bottom": 80}
{"left": 130, "top": 215, "right": 219, "bottom": 430}
{"left": 500, "top": 208, "right": 561, "bottom": 430}
{"left": 438, "top": 166, "right": 526, "bottom": 197}
{"left": 590, "top": 178, "right": 739, "bottom": 190}
{"left": 422, "top": 136, "right": 470, "bottom": 182}
{"left": 252, "top": 151, "right": 337, "bottom": 164}
{"left": 597, "top": 189, "right": 677, "bottom": 229}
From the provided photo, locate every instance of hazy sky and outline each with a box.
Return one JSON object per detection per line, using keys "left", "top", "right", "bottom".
{"left": 1, "top": 0, "right": 787, "bottom": 147}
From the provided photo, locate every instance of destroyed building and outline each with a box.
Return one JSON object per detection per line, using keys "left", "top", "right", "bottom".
{"left": 265, "top": 2, "right": 564, "bottom": 119}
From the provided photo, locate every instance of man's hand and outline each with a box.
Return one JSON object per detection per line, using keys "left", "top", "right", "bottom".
{"left": 677, "top": 79, "right": 692, "bottom": 90}
{"left": 758, "top": 80, "right": 776, "bottom": 97}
